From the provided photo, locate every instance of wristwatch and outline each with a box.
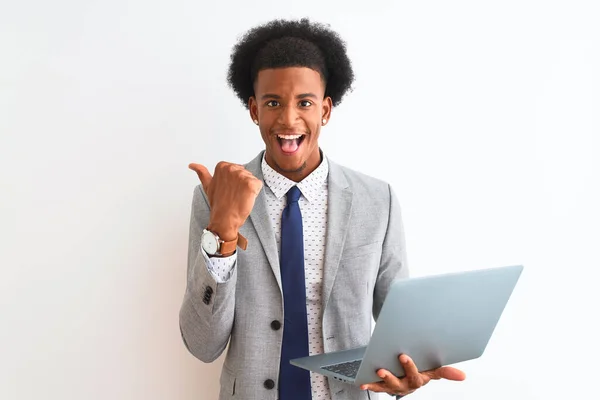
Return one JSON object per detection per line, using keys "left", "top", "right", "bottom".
{"left": 201, "top": 228, "right": 248, "bottom": 256}
{"left": 201, "top": 229, "right": 238, "bottom": 256}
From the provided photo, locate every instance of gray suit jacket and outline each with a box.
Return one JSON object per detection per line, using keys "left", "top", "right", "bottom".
{"left": 180, "top": 151, "right": 409, "bottom": 400}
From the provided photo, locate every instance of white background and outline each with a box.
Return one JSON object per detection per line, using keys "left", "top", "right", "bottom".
{"left": 1, "top": 1, "right": 598, "bottom": 399}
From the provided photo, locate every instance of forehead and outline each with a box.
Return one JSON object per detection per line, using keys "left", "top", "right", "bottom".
{"left": 254, "top": 67, "right": 325, "bottom": 96}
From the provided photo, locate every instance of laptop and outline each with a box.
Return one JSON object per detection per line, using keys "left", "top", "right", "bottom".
{"left": 290, "top": 264, "right": 523, "bottom": 386}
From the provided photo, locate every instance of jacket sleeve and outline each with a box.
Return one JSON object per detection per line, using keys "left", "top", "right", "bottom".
{"left": 372, "top": 184, "right": 410, "bottom": 321}
{"left": 179, "top": 184, "right": 237, "bottom": 362}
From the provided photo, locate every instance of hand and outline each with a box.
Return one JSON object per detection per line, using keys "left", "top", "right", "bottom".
{"left": 360, "top": 354, "right": 466, "bottom": 397}
{"left": 189, "top": 161, "right": 263, "bottom": 241}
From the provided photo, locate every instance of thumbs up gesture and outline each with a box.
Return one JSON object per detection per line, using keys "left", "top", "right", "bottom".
{"left": 189, "top": 162, "right": 263, "bottom": 242}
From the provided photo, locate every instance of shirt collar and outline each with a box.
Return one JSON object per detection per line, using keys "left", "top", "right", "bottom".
{"left": 261, "top": 152, "right": 329, "bottom": 203}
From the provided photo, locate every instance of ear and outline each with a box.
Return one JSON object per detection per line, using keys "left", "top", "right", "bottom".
{"left": 322, "top": 96, "right": 332, "bottom": 124}
{"left": 248, "top": 97, "right": 259, "bottom": 123}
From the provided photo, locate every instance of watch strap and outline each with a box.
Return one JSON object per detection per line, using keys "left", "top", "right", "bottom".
{"left": 218, "top": 233, "right": 248, "bottom": 255}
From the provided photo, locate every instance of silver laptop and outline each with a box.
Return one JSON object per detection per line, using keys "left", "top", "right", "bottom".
{"left": 290, "top": 264, "right": 523, "bottom": 386}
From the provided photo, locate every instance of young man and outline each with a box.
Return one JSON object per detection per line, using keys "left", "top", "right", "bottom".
{"left": 179, "top": 18, "right": 465, "bottom": 400}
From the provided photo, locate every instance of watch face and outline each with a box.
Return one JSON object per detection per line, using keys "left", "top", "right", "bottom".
{"left": 201, "top": 230, "right": 219, "bottom": 255}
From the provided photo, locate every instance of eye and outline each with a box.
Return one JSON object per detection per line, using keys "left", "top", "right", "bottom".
{"left": 299, "top": 100, "right": 312, "bottom": 107}
{"left": 266, "top": 100, "right": 280, "bottom": 107}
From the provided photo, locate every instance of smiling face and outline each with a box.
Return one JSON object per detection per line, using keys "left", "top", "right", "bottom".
{"left": 249, "top": 67, "right": 332, "bottom": 182}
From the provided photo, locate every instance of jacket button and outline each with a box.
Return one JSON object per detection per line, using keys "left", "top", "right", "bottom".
{"left": 270, "top": 320, "right": 281, "bottom": 330}
{"left": 264, "top": 379, "right": 275, "bottom": 389}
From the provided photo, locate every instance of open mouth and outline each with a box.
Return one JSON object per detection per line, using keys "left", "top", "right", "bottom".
{"left": 276, "top": 134, "right": 306, "bottom": 154}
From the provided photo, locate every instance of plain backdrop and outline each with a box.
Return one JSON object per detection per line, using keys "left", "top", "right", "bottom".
{"left": 1, "top": 0, "right": 598, "bottom": 399}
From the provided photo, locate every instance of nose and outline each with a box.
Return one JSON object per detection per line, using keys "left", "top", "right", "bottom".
{"left": 277, "top": 104, "right": 299, "bottom": 127}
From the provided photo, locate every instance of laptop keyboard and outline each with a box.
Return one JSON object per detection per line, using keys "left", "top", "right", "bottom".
{"left": 321, "top": 359, "right": 362, "bottom": 378}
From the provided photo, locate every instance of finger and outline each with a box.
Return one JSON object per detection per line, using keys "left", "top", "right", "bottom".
{"left": 399, "top": 354, "right": 425, "bottom": 389}
{"left": 424, "top": 366, "right": 466, "bottom": 381}
{"left": 189, "top": 163, "right": 212, "bottom": 188}
{"left": 399, "top": 354, "right": 420, "bottom": 377}
{"left": 359, "top": 370, "right": 390, "bottom": 392}
{"left": 377, "top": 369, "right": 403, "bottom": 391}
{"left": 216, "top": 161, "right": 244, "bottom": 173}
{"left": 235, "top": 168, "right": 256, "bottom": 180}
{"left": 249, "top": 178, "right": 263, "bottom": 195}
{"left": 236, "top": 171, "right": 263, "bottom": 195}
{"left": 377, "top": 369, "right": 411, "bottom": 394}
{"left": 360, "top": 382, "right": 389, "bottom": 393}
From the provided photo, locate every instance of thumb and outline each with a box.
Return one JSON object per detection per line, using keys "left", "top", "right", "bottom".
{"left": 188, "top": 163, "right": 212, "bottom": 188}
{"left": 426, "top": 367, "right": 466, "bottom": 381}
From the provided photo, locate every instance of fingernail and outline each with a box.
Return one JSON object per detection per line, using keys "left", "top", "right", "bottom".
{"left": 378, "top": 371, "right": 386, "bottom": 378}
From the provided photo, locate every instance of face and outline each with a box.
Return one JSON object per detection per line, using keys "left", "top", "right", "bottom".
{"left": 249, "top": 67, "right": 332, "bottom": 182}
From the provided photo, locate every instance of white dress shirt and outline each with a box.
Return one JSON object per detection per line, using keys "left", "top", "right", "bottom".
{"left": 202, "top": 153, "right": 332, "bottom": 400}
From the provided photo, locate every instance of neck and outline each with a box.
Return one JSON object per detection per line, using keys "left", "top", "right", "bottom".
{"left": 266, "top": 149, "right": 322, "bottom": 182}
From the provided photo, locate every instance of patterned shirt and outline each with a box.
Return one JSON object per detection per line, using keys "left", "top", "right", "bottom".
{"left": 203, "top": 153, "right": 332, "bottom": 400}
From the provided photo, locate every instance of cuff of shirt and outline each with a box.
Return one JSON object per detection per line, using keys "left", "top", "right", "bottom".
{"left": 201, "top": 249, "right": 237, "bottom": 283}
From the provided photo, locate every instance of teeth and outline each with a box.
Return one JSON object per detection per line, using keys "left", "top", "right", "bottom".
{"left": 277, "top": 134, "right": 303, "bottom": 140}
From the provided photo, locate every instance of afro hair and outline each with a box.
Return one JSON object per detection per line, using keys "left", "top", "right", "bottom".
{"left": 227, "top": 18, "right": 354, "bottom": 109}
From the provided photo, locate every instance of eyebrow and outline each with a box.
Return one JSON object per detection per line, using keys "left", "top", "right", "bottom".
{"left": 260, "top": 93, "right": 319, "bottom": 100}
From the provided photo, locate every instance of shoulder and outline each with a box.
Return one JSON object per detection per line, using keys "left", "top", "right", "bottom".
{"left": 329, "top": 158, "right": 391, "bottom": 196}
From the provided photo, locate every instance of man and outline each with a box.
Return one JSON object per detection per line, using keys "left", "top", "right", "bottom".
{"left": 179, "top": 18, "right": 465, "bottom": 399}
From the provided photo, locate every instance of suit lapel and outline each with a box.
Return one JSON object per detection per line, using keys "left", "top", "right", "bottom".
{"left": 245, "top": 152, "right": 282, "bottom": 292}
{"left": 243, "top": 153, "right": 354, "bottom": 300}
{"left": 322, "top": 160, "right": 353, "bottom": 310}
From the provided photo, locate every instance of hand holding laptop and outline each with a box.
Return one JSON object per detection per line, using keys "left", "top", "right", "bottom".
{"left": 360, "top": 353, "right": 466, "bottom": 397}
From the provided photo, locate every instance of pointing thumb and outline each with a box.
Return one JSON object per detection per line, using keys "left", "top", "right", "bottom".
{"left": 188, "top": 163, "right": 212, "bottom": 188}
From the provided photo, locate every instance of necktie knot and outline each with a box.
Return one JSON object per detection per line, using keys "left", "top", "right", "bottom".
{"left": 286, "top": 186, "right": 302, "bottom": 204}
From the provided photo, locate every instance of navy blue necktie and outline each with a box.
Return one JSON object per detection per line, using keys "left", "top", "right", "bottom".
{"left": 279, "top": 186, "right": 311, "bottom": 400}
